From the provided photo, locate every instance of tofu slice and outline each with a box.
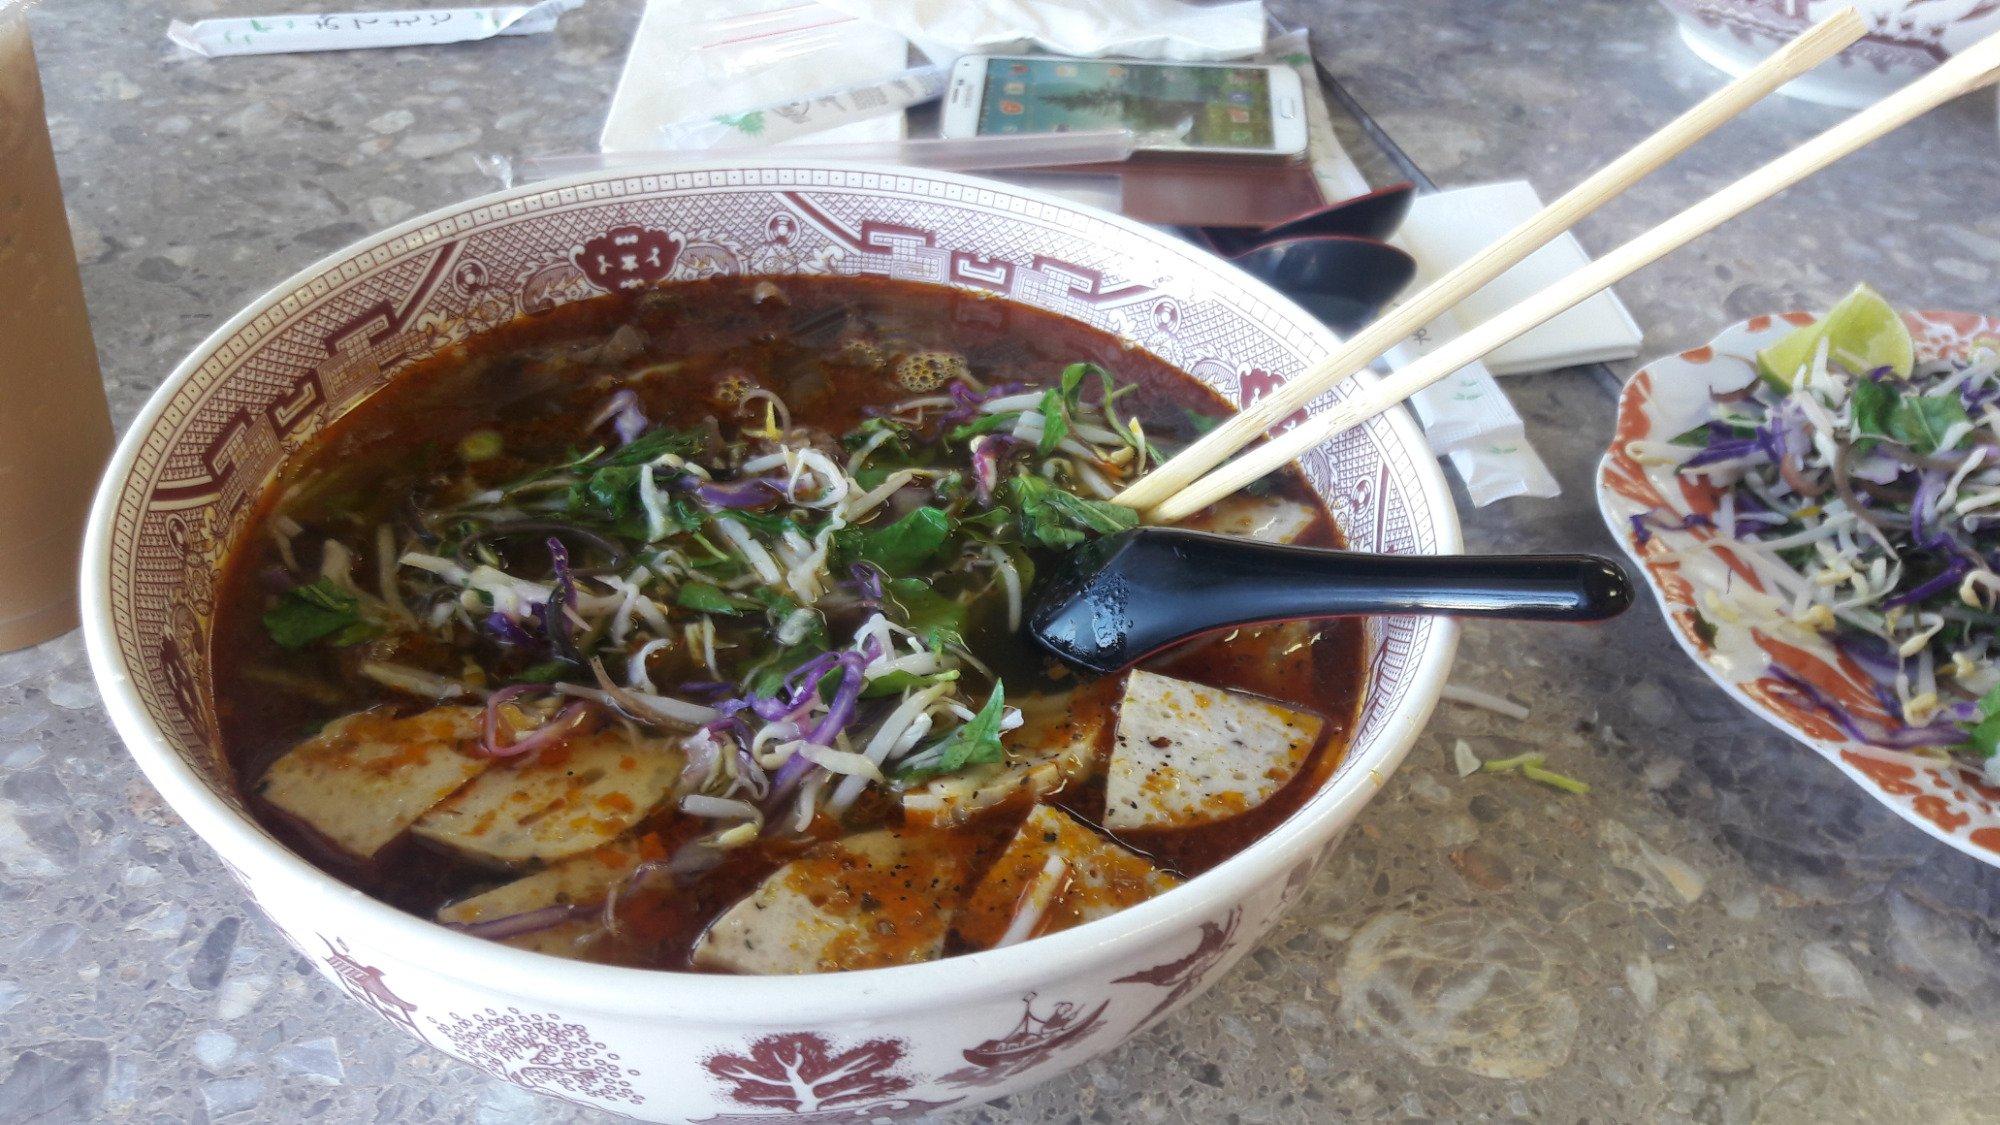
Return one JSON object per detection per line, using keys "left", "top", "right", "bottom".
{"left": 1104, "top": 670, "right": 1324, "bottom": 832}
{"left": 257, "top": 706, "right": 491, "bottom": 860}
{"left": 955, "top": 805, "right": 1180, "bottom": 950}
{"left": 902, "top": 687, "right": 1112, "bottom": 827}
{"left": 412, "top": 726, "right": 682, "bottom": 866}
{"left": 692, "top": 828, "right": 975, "bottom": 974}
{"left": 437, "top": 839, "right": 648, "bottom": 957}
{"left": 1183, "top": 495, "right": 1317, "bottom": 544}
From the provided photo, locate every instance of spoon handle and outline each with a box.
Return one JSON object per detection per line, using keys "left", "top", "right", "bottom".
{"left": 1139, "top": 531, "right": 1631, "bottom": 627}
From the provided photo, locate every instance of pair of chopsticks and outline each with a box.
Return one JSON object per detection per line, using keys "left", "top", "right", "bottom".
{"left": 1120, "top": 8, "right": 2000, "bottom": 525}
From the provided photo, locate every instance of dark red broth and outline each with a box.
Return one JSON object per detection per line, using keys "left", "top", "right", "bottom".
{"left": 210, "top": 276, "right": 1364, "bottom": 971}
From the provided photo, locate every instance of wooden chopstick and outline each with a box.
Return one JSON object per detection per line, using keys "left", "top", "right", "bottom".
{"left": 1112, "top": 6, "right": 1868, "bottom": 514}
{"left": 1148, "top": 27, "right": 2000, "bottom": 525}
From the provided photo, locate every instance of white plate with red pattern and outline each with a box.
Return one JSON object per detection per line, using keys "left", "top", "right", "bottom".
{"left": 1597, "top": 309, "right": 2000, "bottom": 865}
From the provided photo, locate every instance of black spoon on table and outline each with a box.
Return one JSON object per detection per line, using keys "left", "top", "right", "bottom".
{"left": 1026, "top": 527, "right": 1633, "bottom": 674}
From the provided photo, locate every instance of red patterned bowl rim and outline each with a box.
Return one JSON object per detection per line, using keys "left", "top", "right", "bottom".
{"left": 82, "top": 160, "right": 1462, "bottom": 1019}
{"left": 1596, "top": 308, "right": 2000, "bottom": 866}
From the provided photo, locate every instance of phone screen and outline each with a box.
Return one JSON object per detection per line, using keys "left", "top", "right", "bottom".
{"left": 977, "top": 58, "right": 1274, "bottom": 149}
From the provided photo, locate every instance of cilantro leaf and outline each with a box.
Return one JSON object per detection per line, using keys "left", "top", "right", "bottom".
{"left": 1182, "top": 407, "right": 1223, "bottom": 435}
{"left": 842, "top": 416, "right": 911, "bottom": 451}
{"left": 1035, "top": 388, "right": 1068, "bottom": 456}
{"left": 1966, "top": 710, "right": 2000, "bottom": 759}
{"left": 725, "top": 508, "right": 804, "bottom": 538}
{"left": 849, "top": 507, "right": 953, "bottom": 575}
{"left": 861, "top": 667, "right": 958, "bottom": 699}
{"left": 1059, "top": 362, "right": 1093, "bottom": 408}
{"left": 262, "top": 580, "right": 376, "bottom": 650}
{"left": 515, "top": 660, "right": 573, "bottom": 683}
{"left": 948, "top": 412, "right": 1018, "bottom": 443}
{"left": 676, "top": 581, "right": 746, "bottom": 615}
{"left": 603, "top": 427, "right": 705, "bottom": 467}
{"left": 1669, "top": 420, "right": 1757, "bottom": 448}
{"left": 1850, "top": 378, "right": 1899, "bottom": 438}
{"left": 742, "top": 640, "right": 832, "bottom": 698}
{"left": 570, "top": 464, "right": 641, "bottom": 521}
{"left": 897, "top": 682, "right": 1007, "bottom": 780}
{"left": 1888, "top": 394, "right": 1970, "bottom": 455}
{"left": 885, "top": 577, "right": 968, "bottom": 651}
{"left": 1002, "top": 476, "right": 1139, "bottom": 550}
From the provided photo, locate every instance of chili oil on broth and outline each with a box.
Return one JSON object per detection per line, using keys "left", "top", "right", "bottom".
{"left": 209, "top": 275, "right": 1365, "bottom": 972}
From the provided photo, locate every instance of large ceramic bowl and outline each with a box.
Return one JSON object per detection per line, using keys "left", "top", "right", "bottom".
{"left": 82, "top": 163, "right": 1460, "bottom": 1120}
{"left": 1658, "top": 0, "right": 2000, "bottom": 107}
{"left": 1598, "top": 309, "right": 2000, "bottom": 867}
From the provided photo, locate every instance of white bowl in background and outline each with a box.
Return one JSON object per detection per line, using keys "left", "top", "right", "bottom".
{"left": 1659, "top": 0, "right": 2000, "bottom": 107}
{"left": 82, "top": 162, "right": 1460, "bottom": 1120}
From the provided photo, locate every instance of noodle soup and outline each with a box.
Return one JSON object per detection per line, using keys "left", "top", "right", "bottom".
{"left": 211, "top": 275, "right": 1364, "bottom": 973}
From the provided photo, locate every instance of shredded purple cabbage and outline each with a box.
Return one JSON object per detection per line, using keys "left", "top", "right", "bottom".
{"left": 1629, "top": 511, "right": 1713, "bottom": 546}
{"left": 849, "top": 562, "right": 883, "bottom": 603}
{"left": 1764, "top": 665, "right": 1965, "bottom": 750}
{"left": 485, "top": 612, "right": 536, "bottom": 648}
{"left": 692, "top": 476, "right": 788, "bottom": 510}
{"left": 447, "top": 903, "right": 586, "bottom": 940}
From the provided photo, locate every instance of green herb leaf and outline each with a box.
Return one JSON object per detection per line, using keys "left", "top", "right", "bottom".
{"left": 948, "top": 412, "right": 1018, "bottom": 443}
{"left": 676, "top": 581, "right": 745, "bottom": 615}
{"left": 1059, "top": 362, "right": 1093, "bottom": 409}
{"left": 1888, "top": 394, "right": 1970, "bottom": 455}
{"left": 1003, "top": 476, "right": 1139, "bottom": 549}
{"left": 851, "top": 507, "right": 953, "bottom": 574}
{"left": 1182, "top": 407, "right": 1223, "bottom": 435}
{"left": 885, "top": 577, "right": 968, "bottom": 651}
{"left": 861, "top": 667, "right": 959, "bottom": 699}
{"left": 1035, "top": 389, "right": 1069, "bottom": 456}
{"left": 1041, "top": 489, "right": 1140, "bottom": 534}
{"left": 725, "top": 509, "right": 803, "bottom": 538}
{"left": 842, "top": 416, "right": 910, "bottom": 450}
{"left": 1966, "top": 710, "right": 2000, "bottom": 759}
{"left": 1974, "top": 685, "right": 2000, "bottom": 723}
{"left": 1669, "top": 420, "right": 1758, "bottom": 448}
{"left": 1850, "top": 378, "right": 1899, "bottom": 438}
{"left": 582, "top": 465, "right": 641, "bottom": 520}
{"left": 515, "top": 660, "right": 572, "bottom": 683}
{"left": 743, "top": 641, "right": 831, "bottom": 698}
{"left": 262, "top": 580, "right": 376, "bottom": 650}
{"left": 898, "top": 682, "right": 1006, "bottom": 779}
{"left": 604, "top": 427, "right": 706, "bottom": 467}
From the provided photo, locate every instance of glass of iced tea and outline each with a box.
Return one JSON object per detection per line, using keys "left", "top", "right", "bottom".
{"left": 0, "top": 1, "right": 113, "bottom": 652}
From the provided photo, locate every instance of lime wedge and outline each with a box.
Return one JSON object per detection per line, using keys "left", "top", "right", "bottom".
{"left": 1756, "top": 284, "right": 1914, "bottom": 391}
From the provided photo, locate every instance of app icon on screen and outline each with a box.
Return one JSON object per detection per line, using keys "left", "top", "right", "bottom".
{"left": 1003, "top": 81, "right": 1025, "bottom": 95}
{"left": 1228, "top": 107, "right": 1250, "bottom": 123}
{"left": 999, "top": 100, "right": 1023, "bottom": 116}
{"left": 1053, "top": 64, "right": 1077, "bottom": 77}
{"left": 1008, "top": 63, "right": 1029, "bottom": 75}
{"left": 1106, "top": 65, "right": 1126, "bottom": 77}
{"left": 1228, "top": 91, "right": 1250, "bottom": 104}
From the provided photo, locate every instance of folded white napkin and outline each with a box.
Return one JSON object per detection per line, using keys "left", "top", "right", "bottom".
{"left": 814, "top": 0, "right": 1267, "bottom": 62}
{"left": 1394, "top": 182, "right": 1645, "bottom": 376}
{"left": 1277, "top": 31, "right": 1556, "bottom": 504}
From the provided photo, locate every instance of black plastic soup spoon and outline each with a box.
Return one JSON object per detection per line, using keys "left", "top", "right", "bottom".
{"left": 1027, "top": 527, "right": 1633, "bottom": 674}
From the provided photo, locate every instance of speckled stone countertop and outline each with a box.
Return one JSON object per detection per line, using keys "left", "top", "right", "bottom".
{"left": 5, "top": 0, "right": 2000, "bottom": 1121}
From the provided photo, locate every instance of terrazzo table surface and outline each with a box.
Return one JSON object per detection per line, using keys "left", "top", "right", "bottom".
{"left": 7, "top": 0, "right": 2000, "bottom": 1120}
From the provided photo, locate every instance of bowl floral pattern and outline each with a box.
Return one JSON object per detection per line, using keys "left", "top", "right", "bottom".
{"left": 1598, "top": 309, "right": 2000, "bottom": 866}
{"left": 83, "top": 163, "right": 1461, "bottom": 1120}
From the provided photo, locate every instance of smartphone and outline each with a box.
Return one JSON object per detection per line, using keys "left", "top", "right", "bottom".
{"left": 940, "top": 55, "right": 1309, "bottom": 160}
